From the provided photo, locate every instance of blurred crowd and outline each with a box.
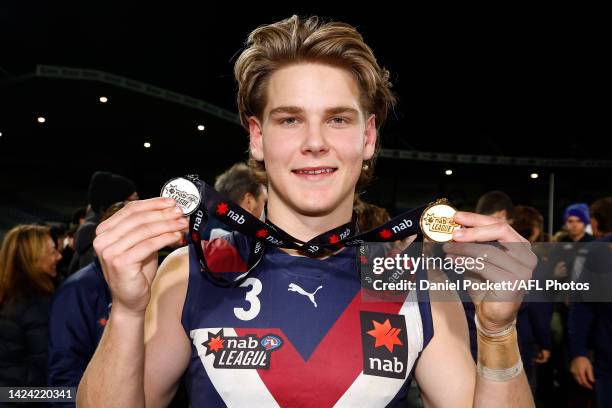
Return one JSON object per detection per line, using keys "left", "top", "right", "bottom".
{"left": 0, "top": 165, "right": 610, "bottom": 407}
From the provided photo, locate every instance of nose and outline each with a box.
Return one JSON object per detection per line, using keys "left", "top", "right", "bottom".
{"left": 301, "top": 124, "right": 329, "bottom": 156}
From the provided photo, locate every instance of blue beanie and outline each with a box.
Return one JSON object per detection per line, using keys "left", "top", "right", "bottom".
{"left": 563, "top": 203, "right": 590, "bottom": 225}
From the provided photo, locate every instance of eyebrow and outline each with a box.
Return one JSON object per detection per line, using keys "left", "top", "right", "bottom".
{"left": 268, "top": 106, "right": 360, "bottom": 117}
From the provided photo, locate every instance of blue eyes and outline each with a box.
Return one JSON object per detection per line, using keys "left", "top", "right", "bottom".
{"left": 279, "top": 117, "right": 349, "bottom": 127}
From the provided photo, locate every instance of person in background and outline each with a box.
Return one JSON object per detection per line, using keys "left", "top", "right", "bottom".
{"left": 354, "top": 197, "right": 391, "bottom": 232}
{"left": 0, "top": 225, "right": 62, "bottom": 387}
{"left": 475, "top": 190, "right": 515, "bottom": 223}
{"left": 512, "top": 206, "right": 554, "bottom": 390}
{"left": 49, "top": 224, "right": 75, "bottom": 284}
{"left": 69, "top": 171, "right": 138, "bottom": 274}
{"left": 48, "top": 204, "right": 124, "bottom": 393}
{"left": 202, "top": 163, "right": 267, "bottom": 241}
{"left": 569, "top": 197, "right": 612, "bottom": 408}
{"left": 559, "top": 203, "right": 594, "bottom": 244}
{"left": 72, "top": 207, "right": 87, "bottom": 228}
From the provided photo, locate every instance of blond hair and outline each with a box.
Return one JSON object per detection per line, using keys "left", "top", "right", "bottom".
{"left": 234, "top": 15, "right": 396, "bottom": 191}
{"left": 0, "top": 225, "right": 54, "bottom": 306}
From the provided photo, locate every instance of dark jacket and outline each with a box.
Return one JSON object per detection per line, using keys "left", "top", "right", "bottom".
{"left": 0, "top": 295, "right": 51, "bottom": 386}
{"left": 568, "top": 235, "right": 612, "bottom": 373}
{"left": 48, "top": 260, "right": 111, "bottom": 389}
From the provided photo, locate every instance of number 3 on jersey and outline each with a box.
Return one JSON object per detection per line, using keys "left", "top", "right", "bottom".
{"left": 234, "top": 277, "right": 262, "bottom": 321}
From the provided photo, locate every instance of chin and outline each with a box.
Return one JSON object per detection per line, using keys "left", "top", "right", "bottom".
{"left": 292, "top": 195, "right": 343, "bottom": 217}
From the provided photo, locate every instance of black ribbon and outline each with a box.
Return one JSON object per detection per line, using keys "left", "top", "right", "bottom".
{"left": 185, "top": 175, "right": 426, "bottom": 287}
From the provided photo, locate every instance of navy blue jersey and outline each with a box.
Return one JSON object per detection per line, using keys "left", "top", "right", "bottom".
{"left": 181, "top": 239, "right": 433, "bottom": 407}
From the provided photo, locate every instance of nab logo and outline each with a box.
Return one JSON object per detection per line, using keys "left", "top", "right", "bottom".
{"left": 391, "top": 218, "right": 413, "bottom": 234}
{"left": 204, "top": 330, "right": 282, "bottom": 369}
{"left": 216, "top": 203, "right": 246, "bottom": 225}
{"left": 360, "top": 311, "right": 408, "bottom": 379}
{"left": 193, "top": 209, "right": 205, "bottom": 231}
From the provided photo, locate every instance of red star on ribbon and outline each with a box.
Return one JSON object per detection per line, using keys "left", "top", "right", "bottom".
{"left": 379, "top": 229, "right": 393, "bottom": 239}
{"left": 216, "top": 202, "right": 229, "bottom": 216}
{"left": 329, "top": 234, "right": 340, "bottom": 244}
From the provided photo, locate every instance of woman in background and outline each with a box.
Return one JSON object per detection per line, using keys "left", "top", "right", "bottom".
{"left": 0, "top": 225, "right": 62, "bottom": 386}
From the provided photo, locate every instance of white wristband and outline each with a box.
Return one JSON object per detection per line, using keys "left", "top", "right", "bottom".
{"left": 474, "top": 314, "right": 517, "bottom": 338}
{"left": 477, "top": 360, "right": 524, "bottom": 382}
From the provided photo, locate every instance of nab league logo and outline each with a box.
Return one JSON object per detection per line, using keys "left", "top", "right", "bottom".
{"left": 160, "top": 177, "right": 201, "bottom": 215}
{"left": 360, "top": 311, "right": 408, "bottom": 379}
{"left": 204, "top": 330, "right": 283, "bottom": 369}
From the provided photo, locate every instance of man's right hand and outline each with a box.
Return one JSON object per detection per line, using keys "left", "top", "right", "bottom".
{"left": 570, "top": 356, "right": 596, "bottom": 390}
{"left": 93, "top": 198, "right": 187, "bottom": 316}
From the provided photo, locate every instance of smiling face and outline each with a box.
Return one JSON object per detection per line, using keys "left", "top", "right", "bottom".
{"left": 248, "top": 63, "right": 377, "bottom": 218}
{"left": 38, "top": 236, "right": 62, "bottom": 278}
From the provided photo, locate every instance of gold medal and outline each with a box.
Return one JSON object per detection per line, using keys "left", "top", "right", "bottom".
{"left": 419, "top": 198, "right": 461, "bottom": 242}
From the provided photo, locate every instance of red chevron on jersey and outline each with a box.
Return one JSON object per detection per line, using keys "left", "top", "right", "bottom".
{"left": 234, "top": 292, "right": 405, "bottom": 407}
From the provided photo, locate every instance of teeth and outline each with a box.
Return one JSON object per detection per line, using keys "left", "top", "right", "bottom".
{"left": 295, "top": 168, "right": 335, "bottom": 175}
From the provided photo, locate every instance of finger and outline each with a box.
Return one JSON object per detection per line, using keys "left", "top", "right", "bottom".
{"left": 118, "top": 232, "right": 184, "bottom": 275}
{"left": 94, "top": 206, "right": 184, "bottom": 251}
{"left": 444, "top": 242, "right": 534, "bottom": 277}
{"left": 103, "top": 231, "right": 183, "bottom": 286}
{"left": 464, "top": 263, "right": 526, "bottom": 303}
{"left": 451, "top": 226, "right": 536, "bottom": 268}
{"left": 454, "top": 211, "right": 505, "bottom": 228}
{"left": 587, "top": 365, "right": 596, "bottom": 384}
{"left": 97, "top": 218, "right": 188, "bottom": 262}
{"left": 452, "top": 221, "right": 526, "bottom": 244}
{"left": 96, "top": 197, "right": 177, "bottom": 235}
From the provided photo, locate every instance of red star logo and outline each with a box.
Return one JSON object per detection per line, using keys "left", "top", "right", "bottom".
{"left": 98, "top": 318, "right": 107, "bottom": 327}
{"left": 207, "top": 335, "right": 225, "bottom": 353}
{"left": 256, "top": 228, "right": 268, "bottom": 238}
{"left": 367, "top": 319, "right": 403, "bottom": 353}
{"left": 329, "top": 234, "right": 340, "bottom": 244}
{"left": 379, "top": 229, "right": 393, "bottom": 239}
{"left": 216, "top": 202, "right": 229, "bottom": 216}
{"left": 359, "top": 255, "right": 369, "bottom": 265}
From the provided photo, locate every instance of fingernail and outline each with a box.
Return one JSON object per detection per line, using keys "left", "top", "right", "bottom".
{"left": 453, "top": 230, "right": 464, "bottom": 239}
{"left": 179, "top": 218, "right": 188, "bottom": 226}
{"left": 173, "top": 206, "right": 183, "bottom": 214}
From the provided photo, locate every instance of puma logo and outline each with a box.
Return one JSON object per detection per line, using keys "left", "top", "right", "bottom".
{"left": 288, "top": 283, "right": 323, "bottom": 308}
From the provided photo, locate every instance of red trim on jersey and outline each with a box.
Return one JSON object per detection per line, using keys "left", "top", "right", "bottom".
{"left": 235, "top": 293, "right": 405, "bottom": 406}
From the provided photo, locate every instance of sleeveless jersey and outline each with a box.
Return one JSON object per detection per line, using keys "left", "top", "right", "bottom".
{"left": 181, "top": 238, "right": 434, "bottom": 407}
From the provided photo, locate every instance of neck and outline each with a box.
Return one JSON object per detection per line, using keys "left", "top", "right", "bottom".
{"left": 570, "top": 232, "right": 585, "bottom": 241}
{"left": 265, "top": 191, "right": 353, "bottom": 243}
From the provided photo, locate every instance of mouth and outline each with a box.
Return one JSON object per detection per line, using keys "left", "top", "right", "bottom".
{"left": 292, "top": 167, "right": 338, "bottom": 180}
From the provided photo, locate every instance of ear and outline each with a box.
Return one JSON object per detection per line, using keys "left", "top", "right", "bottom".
{"left": 362, "top": 114, "right": 377, "bottom": 161}
{"left": 499, "top": 209, "right": 508, "bottom": 222}
{"left": 248, "top": 116, "right": 264, "bottom": 161}
{"left": 240, "top": 192, "right": 255, "bottom": 213}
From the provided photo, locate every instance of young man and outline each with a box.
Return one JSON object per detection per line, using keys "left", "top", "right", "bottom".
{"left": 560, "top": 203, "right": 594, "bottom": 243}
{"left": 78, "top": 16, "right": 536, "bottom": 407}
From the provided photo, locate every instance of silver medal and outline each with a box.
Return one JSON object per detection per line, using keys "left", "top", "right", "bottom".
{"left": 160, "top": 177, "right": 201, "bottom": 216}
